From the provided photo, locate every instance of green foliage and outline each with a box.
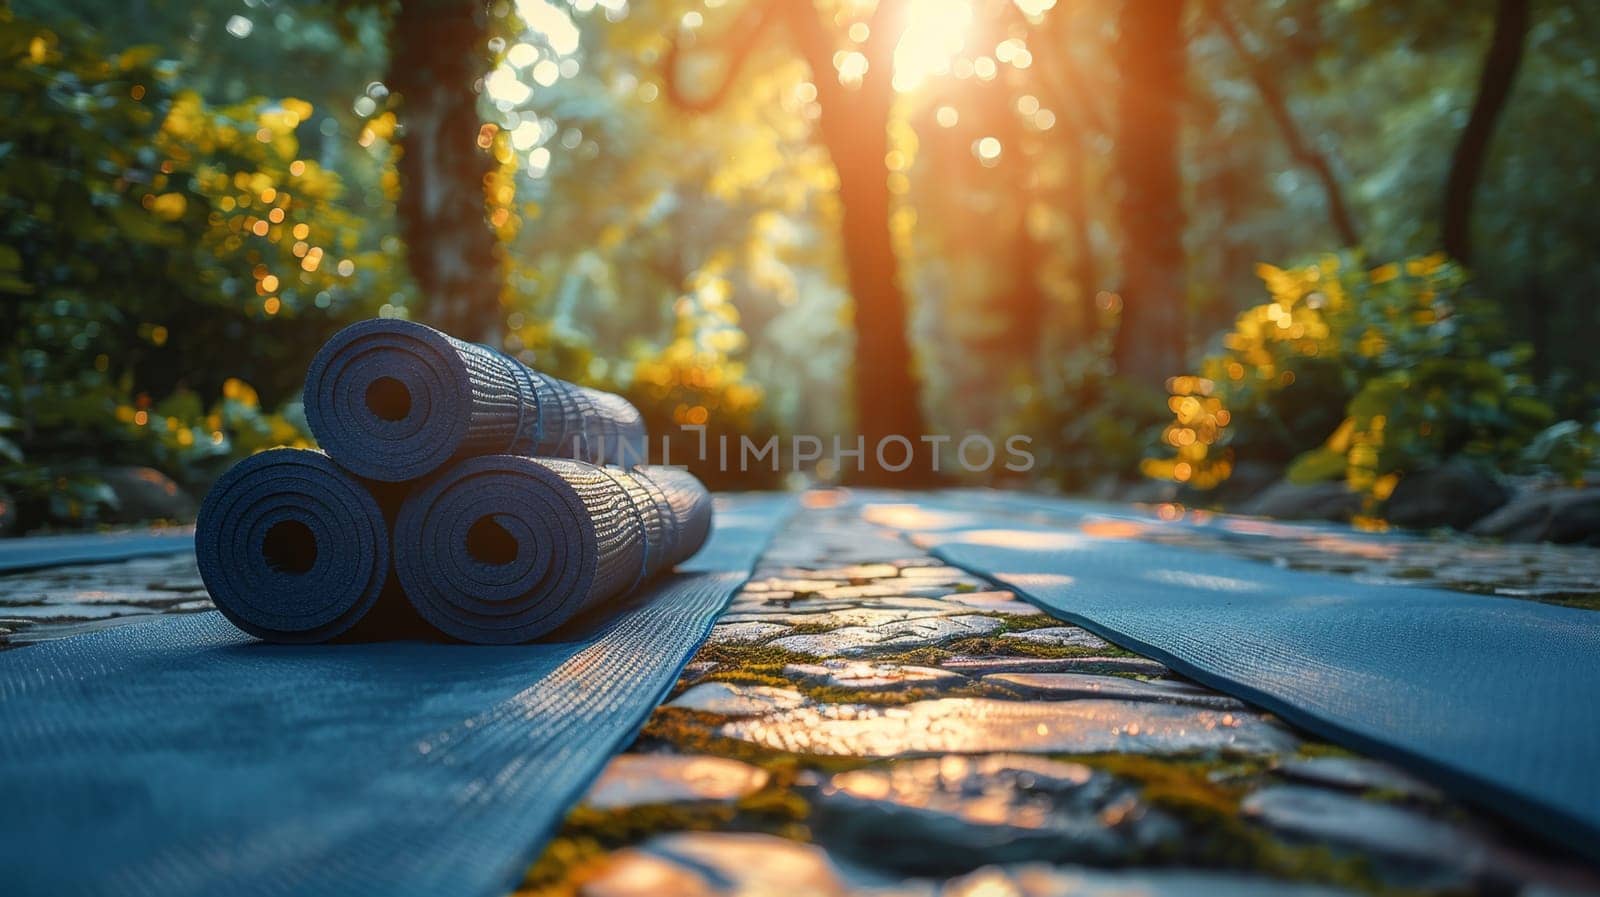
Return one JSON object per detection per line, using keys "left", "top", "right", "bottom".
{"left": 1149, "top": 253, "right": 1577, "bottom": 505}
{"left": 506, "top": 299, "right": 782, "bottom": 491}
{"left": 0, "top": 10, "right": 399, "bottom": 528}
{"left": 1518, "top": 420, "right": 1596, "bottom": 481}
{"left": 1015, "top": 341, "right": 1168, "bottom": 491}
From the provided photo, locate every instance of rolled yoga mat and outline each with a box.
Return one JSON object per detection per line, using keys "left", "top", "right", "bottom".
{"left": 304, "top": 318, "right": 647, "bottom": 481}
{"left": 194, "top": 447, "right": 390, "bottom": 643}
{"left": 393, "top": 456, "right": 712, "bottom": 644}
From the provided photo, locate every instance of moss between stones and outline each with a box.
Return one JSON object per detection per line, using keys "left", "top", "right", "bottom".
{"left": 775, "top": 621, "right": 838, "bottom": 635}
{"left": 688, "top": 626, "right": 1139, "bottom": 677}
{"left": 1530, "top": 592, "right": 1600, "bottom": 611}
{"left": 938, "top": 635, "right": 1140, "bottom": 660}
{"left": 708, "top": 671, "right": 1000, "bottom": 707}
{"left": 518, "top": 835, "right": 608, "bottom": 897}
{"left": 517, "top": 751, "right": 822, "bottom": 896}
{"left": 637, "top": 707, "right": 873, "bottom": 773}
{"left": 988, "top": 613, "right": 1067, "bottom": 631}
{"left": 1060, "top": 752, "right": 1427, "bottom": 897}
{"left": 689, "top": 642, "right": 814, "bottom": 667}
{"left": 1392, "top": 567, "right": 1435, "bottom": 580}
{"left": 1294, "top": 740, "right": 1360, "bottom": 760}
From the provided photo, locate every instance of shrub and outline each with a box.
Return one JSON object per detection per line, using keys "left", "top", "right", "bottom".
{"left": 0, "top": 11, "right": 397, "bottom": 528}
{"left": 1146, "top": 252, "right": 1572, "bottom": 505}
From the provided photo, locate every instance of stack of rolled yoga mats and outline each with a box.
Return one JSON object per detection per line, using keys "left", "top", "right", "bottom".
{"left": 195, "top": 317, "right": 712, "bottom": 644}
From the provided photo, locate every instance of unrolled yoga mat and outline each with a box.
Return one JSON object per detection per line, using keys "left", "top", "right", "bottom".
{"left": 0, "top": 528, "right": 194, "bottom": 573}
{"left": 194, "top": 448, "right": 391, "bottom": 643}
{"left": 394, "top": 457, "right": 712, "bottom": 644}
{"left": 923, "top": 514, "right": 1600, "bottom": 861}
{"left": 0, "top": 491, "right": 794, "bottom": 897}
{"left": 304, "top": 318, "right": 647, "bottom": 481}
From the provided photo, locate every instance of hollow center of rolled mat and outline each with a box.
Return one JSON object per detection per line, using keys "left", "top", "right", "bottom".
{"left": 262, "top": 520, "right": 318, "bottom": 575}
{"left": 467, "top": 516, "right": 519, "bottom": 566}
{"left": 364, "top": 375, "right": 412, "bottom": 422}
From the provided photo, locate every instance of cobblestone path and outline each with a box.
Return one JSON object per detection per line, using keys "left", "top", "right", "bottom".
{"left": 520, "top": 491, "right": 1600, "bottom": 897}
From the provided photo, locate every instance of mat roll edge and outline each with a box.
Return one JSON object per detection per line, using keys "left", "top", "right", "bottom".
{"left": 393, "top": 455, "right": 712, "bottom": 644}
{"left": 195, "top": 447, "right": 389, "bottom": 643}
{"left": 303, "top": 318, "right": 647, "bottom": 481}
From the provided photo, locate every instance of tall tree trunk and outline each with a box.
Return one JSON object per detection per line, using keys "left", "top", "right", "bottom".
{"left": 387, "top": 0, "right": 503, "bottom": 345}
{"left": 995, "top": 103, "right": 1049, "bottom": 367}
{"left": 821, "top": 87, "right": 933, "bottom": 482}
{"left": 1442, "top": 0, "right": 1531, "bottom": 265}
{"left": 1062, "top": 133, "right": 1101, "bottom": 345}
{"left": 786, "top": 5, "right": 933, "bottom": 484}
{"left": 1112, "top": 0, "right": 1188, "bottom": 392}
{"left": 663, "top": 2, "right": 932, "bottom": 481}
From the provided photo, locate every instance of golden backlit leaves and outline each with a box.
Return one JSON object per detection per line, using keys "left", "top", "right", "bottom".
{"left": 1152, "top": 252, "right": 1479, "bottom": 500}
{"left": 115, "top": 376, "right": 308, "bottom": 462}
{"left": 1142, "top": 375, "right": 1229, "bottom": 488}
{"left": 148, "top": 92, "right": 389, "bottom": 319}
{"left": 632, "top": 254, "right": 765, "bottom": 428}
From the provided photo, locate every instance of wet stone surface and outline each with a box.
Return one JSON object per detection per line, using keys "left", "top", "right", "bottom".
{"left": 714, "top": 697, "right": 1296, "bottom": 758}
{"left": 520, "top": 491, "right": 1600, "bottom": 897}
{"left": 799, "top": 755, "right": 1183, "bottom": 873}
{"left": 781, "top": 660, "right": 965, "bottom": 692}
{"left": 580, "top": 755, "right": 770, "bottom": 812}
{"left": 999, "top": 626, "right": 1111, "bottom": 649}
{"left": 667, "top": 682, "right": 809, "bottom": 717}
{"left": 766, "top": 614, "right": 1007, "bottom": 657}
{"left": 0, "top": 552, "right": 211, "bottom": 648}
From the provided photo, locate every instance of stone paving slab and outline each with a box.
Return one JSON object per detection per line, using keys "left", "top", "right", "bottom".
{"left": 0, "top": 552, "right": 212, "bottom": 648}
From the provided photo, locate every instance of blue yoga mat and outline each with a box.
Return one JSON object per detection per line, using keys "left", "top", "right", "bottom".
{"left": 304, "top": 319, "right": 648, "bottom": 481}
{"left": 394, "top": 457, "right": 712, "bottom": 644}
{"left": 0, "top": 528, "right": 193, "bottom": 573}
{"left": 921, "top": 510, "right": 1600, "bottom": 862}
{"left": 0, "top": 492, "right": 793, "bottom": 897}
{"left": 194, "top": 448, "right": 392, "bottom": 643}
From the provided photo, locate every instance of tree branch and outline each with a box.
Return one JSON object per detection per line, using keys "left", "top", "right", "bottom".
{"left": 1204, "top": 0, "right": 1362, "bottom": 248}
{"left": 661, "top": 3, "right": 777, "bottom": 113}
{"left": 1442, "top": 0, "right": 1530, "bottom": 265}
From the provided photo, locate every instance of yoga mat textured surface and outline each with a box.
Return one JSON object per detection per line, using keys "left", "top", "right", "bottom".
{"left": 0, "top": 492, "right": 794, "bottom": 897}
{"left": 924, "top": 513, "right": 1600, "bottom": 861}
{"left": 304, "top": 318, "right": 647, "bottom": 481}
{"left": 394, "top": 457, "right": 712, "bottom": 644}
{"left": 194, "top": 448, "right": 390, "bottom": 643}
{"left": 0, "top": 528, "right": 193, "bottom": 573}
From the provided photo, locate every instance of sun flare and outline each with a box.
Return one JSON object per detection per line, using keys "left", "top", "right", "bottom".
{"left": 892, "top": 0, "right": 973, "bottom": 92}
